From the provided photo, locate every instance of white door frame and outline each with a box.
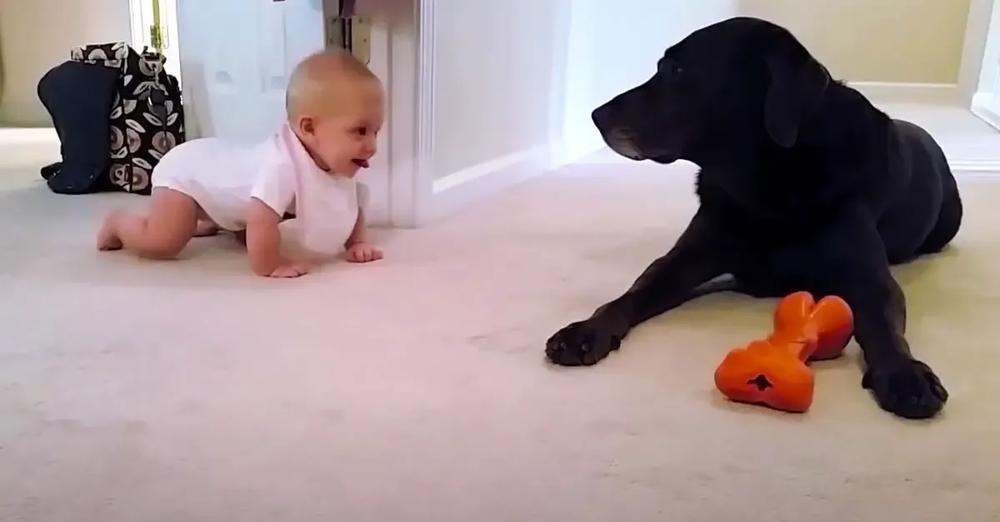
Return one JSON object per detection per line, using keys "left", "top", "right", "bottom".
{"left": 127, "top": 0, "right": 182, "bottom": 82}
{"left": 968, "top": 0, "right": 1000, "bottom": 131}
{"left": 361, "top": 0, "right": 429, "bottom": 228}
{"left": 334, "top": 0, "right": 426, "bottom": 227}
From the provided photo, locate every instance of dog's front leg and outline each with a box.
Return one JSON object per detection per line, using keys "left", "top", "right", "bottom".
{"left": 780, "top": 204, "right": 948, "bottom": 419}
{"left": 546, "top": 209, "right": 733, "bottom": 366}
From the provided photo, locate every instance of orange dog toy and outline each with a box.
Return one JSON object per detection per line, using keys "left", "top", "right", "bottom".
{"left": 714, "top": 291, "right": 854, "bottom": 413}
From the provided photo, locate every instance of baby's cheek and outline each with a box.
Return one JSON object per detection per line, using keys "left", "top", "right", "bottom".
{"left": 330, "top": 141, "right": 351, "bottom": 159}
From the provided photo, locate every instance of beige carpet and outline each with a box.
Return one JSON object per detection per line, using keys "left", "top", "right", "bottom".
{"left": 2, "top": 150, "right": 999, "bottom": 521}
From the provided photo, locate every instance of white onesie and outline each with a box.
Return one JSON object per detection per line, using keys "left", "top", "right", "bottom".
{"left": 151, "top": 122, "right": 369, "bottom": 255}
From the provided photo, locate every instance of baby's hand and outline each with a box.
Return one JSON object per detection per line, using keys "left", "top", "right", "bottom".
{"left": 269, "top": 261, "right": 311, "bottom": 278}
{"left": 346, "top": 242, "right": 383, "bottom": 263}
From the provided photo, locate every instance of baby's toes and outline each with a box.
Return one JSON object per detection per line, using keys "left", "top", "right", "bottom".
{"left": 96, "top": 221, "right": 123, "bottom": 251}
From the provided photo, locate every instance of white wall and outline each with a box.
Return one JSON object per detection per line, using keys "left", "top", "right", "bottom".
{"left": 429, "top": 0, "right": 741, "bottom": 178}
{"left": 433, "top": 0, "right": 981, "bottom": 174}
{"left": 0, "top": 0, "right": 132, "bottom": 126}
{"left": 739, "top": 0, "right": 972, "bottom": 84}
{"left": 431, "top": 0, "right": 563, "bottom": 178}
{"left": 422, "top": 0, "right": 739, "bottom": 217}
{"left": 554, "top": 0, "right": 739, "bottom": 165}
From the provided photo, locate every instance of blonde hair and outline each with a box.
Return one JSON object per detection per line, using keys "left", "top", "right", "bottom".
{"left": 285, "top": 49, "right": 379, "bottom": 121}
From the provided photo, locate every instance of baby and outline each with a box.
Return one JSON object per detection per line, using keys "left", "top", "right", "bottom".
{"left": 97, "top": 49, "right": 384, "bottom": 278}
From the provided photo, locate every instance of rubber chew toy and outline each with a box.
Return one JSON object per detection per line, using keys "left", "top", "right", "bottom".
{"left": 714, "top": 291, "right": 854, "bottom": 413}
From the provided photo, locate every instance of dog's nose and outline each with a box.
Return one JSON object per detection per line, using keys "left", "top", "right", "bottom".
{"left": 592, "top": 104, "right": 614, "bottom": 130}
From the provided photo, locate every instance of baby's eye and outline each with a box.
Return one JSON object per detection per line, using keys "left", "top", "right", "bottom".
{"left": 354, "top": 127, "right": 368, "bottom": 136}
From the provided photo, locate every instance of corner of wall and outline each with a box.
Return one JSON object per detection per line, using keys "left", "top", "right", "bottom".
{"left": 425, "top": 145, "right": 551, "bottom": 225}
{"left": 959, "top": 0, "right": 999, "bottom": 104}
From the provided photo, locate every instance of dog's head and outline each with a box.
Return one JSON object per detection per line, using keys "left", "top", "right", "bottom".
{"left": 592, "top": 17, "right": 831, "bottom": 164}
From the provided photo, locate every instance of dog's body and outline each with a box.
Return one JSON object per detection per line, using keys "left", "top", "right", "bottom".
{"left": 545, "top": 17, "right": 961, "bottom": 419}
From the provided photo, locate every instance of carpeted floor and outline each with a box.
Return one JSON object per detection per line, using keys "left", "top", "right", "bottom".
{"left": 1, "top": 143, "right": 999, "bottom": 521}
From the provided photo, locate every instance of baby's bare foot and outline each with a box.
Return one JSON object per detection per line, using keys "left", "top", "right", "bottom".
{"left": 96, "top": 213, "right": 123, "bottom": 251}
{"left": 194, "top": 221, "right": 219, "bottom": 237}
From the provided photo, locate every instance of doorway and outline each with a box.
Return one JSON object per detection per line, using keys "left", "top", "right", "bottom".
{"left": 137, "top": 0, "right": 393, "bottom": 226}
{"left": 971, "top": 0, "right": 1000, "bottom": 130}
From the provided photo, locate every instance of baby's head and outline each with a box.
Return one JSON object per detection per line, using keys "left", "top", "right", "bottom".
{"left": 286, "top": 49, "right": 384, "bottom": 177}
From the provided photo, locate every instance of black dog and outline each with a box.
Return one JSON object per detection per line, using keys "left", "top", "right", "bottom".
{"left": 545, "top": 17, "right": 962, "bottom": 420}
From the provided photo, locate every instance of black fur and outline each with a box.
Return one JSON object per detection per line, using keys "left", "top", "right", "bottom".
{"left": 545, "top": 17, "right": 961, "bottom": 419}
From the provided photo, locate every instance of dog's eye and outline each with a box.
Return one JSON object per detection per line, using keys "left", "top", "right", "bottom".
{"left": 659, "top": 61, "right": 684, "bottom": 79}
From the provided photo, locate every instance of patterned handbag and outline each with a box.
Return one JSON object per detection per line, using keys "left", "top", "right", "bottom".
{"left": 70, "top": 42, "right": 185, "bottom": 194}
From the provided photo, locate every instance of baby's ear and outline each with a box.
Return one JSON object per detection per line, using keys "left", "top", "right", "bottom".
{"left": 296, "top": 116, "right": 317, "bottom": 138}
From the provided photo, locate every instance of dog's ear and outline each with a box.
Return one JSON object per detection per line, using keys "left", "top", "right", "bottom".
{"left": 763, "top": 39, "right": 830, "bottom": 148}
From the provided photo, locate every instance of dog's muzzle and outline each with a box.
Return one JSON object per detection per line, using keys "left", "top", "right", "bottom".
{"left": 601, "top": 128, "right": 645, "bottom": 161}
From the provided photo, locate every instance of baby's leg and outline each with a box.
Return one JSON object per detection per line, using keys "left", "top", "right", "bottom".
{"left": 97, "top": 187, "right": 199, "bottom": 259}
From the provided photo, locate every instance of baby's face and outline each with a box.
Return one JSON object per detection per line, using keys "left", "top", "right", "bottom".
{"left": 307, "top": 81, "right": 384, "bottom": 177}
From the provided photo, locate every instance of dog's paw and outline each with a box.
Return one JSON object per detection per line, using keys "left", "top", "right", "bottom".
{"left": 545, "top": 320, "right": 622, "bottom": 366}
{"left": 862, "top": 358, "right": 948, "bottom": 419}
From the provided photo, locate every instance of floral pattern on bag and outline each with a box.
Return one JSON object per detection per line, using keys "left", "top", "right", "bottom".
{"left": 71, "top": 42, "right": 186, "bottom": 194}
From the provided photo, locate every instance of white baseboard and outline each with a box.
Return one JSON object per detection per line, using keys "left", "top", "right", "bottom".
{"left": 951, "top": 158, "right": 1000, "bottom": 170}
{"left": 427, "top": 146, "right": 550, "bottom": 223}
{"left": 961, "top": 93, "right": 1000, "bottom": 178}
{"left": 955, "top": 171, "right": 1000, "bottom": 183}
{"left": 549, "top": 137, "right": 605, "bottom": 169}
{"left": 0, "top": 127, "right": 58, "bottom": 143}
{"left": 951, "top": 159, "right": 1000, "bottom": 178}
{"left": 848, "top": 82, "right": 961, "bottom": 105}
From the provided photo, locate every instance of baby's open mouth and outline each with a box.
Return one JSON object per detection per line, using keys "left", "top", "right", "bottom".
{"left": 352, "top": 159, "right": 369, "bottom": 168}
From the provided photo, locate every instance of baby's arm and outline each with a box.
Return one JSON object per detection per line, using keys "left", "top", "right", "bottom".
{"left": 344, "top": 206, "right": 383, "bottom": 263}
{"left": 246, "top": 197, "right": 309, "bottom": 277}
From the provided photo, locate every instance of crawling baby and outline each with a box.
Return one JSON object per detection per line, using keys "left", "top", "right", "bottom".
{"left": 97, "top": 49, "right": 384, "bottom": 277}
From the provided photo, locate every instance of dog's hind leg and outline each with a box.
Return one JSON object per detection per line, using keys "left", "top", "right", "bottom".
{"left": 916, "top": 175, "right": 963, "bottom": 256}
